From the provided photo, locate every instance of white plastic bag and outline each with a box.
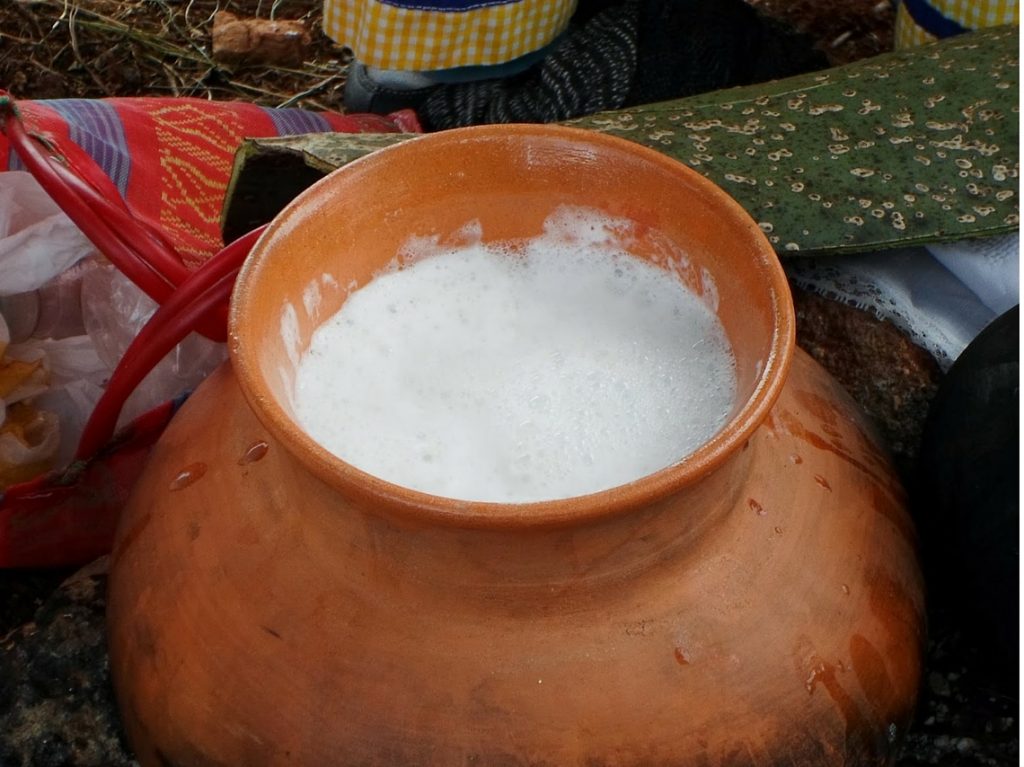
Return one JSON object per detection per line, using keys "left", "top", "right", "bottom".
{"left": 0, "top": 170, "right": 226, "bottom": 485}
{"left": 81, "top": 263, "right": 226, "bottom": 426}
{"left": 0, "top": 171, "right": 95, "bottom": 295}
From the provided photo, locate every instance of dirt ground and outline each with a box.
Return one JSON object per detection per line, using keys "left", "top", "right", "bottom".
{"left": 0, "top": 0, "right": 348, "bottom": 110}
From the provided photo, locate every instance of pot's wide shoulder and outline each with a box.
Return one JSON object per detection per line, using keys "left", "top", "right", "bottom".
{"left": 106, "top": 352, "right": 924, "bottom": 767}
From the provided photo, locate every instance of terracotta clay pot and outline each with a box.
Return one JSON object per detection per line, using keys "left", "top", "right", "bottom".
{"left": 107, "top": 125, "right": 924, "bottom": 766}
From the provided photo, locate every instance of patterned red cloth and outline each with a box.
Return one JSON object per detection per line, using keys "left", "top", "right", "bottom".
{"left": 1, "top": 97, "right": 420, "bottom": 265}
{"left": 0, "top": 96, "right": 421, "bottom": 567}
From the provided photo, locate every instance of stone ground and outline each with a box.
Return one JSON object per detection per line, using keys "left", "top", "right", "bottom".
{"left": 0, "top": 0, "right": 1018, "bottom": 764}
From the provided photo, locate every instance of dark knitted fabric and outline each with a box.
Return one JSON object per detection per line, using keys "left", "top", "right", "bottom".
{"left": 403, "top": 0, "right": 828, "bottom": 130}
{"left": 624, "top": 0, "right": 829, "bottom": 107}
{"left": 418, "top": 1, "right": 640, "bottom": 131}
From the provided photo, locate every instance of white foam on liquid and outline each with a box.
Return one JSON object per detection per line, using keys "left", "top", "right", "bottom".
{"left": 293, "top": 208, "right": 737, "bottom": 503}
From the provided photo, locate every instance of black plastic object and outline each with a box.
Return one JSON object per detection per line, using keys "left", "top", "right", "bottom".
{"left": 916, "top": 305, "right": 1019, "bottom": 691}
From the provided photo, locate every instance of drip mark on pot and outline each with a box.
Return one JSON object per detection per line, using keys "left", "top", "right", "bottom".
{"left": 805, "top": 658, "right": 852, "bottom": 700}
{"left": 748, "top": 498, "right": 766, "bottom": 516}
{"left": 777, "top": 409, "right": 891, "bottom": 490}
{"left": 805, "top": 660, "right": 831, "bottom": 694}
{"left": 154, "top": 748, "right": 180, "bottom": 767}
{"left": 814, "top": 475, "right": 833, "bottom": 491}
{"left": 112, "top": 512, "right": 152, "bottom": 563}
{"left": 239, "top": 441, "right": 270, "bottom": 465}
{"left": 170, "top": 462, "right": 207, "bottom": 491}
{"left": 850, "top": 633, "right": 896, "bottom": 710}
{"left": 871, "top": 484, "right": 916, "bottom": 549}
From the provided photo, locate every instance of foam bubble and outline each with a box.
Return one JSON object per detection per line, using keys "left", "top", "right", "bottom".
{"left": 293, "top": 208, "right": 737, "bottom": 503}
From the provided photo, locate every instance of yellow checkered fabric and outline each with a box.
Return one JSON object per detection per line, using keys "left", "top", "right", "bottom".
{"left": 895, "top": 0, "right": 1018, "bottom": 48}
{"left": 324, "top": 0, "right": 577, "bottom": 71}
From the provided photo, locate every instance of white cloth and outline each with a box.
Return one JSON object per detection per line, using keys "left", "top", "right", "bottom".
{"left": 785, "top": 234, "right": 1019, "bottom": 371}
{"left": 926, "top": 234, "right": 1019, "bottom": 316}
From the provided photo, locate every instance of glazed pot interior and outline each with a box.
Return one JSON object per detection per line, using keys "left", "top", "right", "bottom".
{"left": 229, "top": 125, "right": 794, "bottom": 522}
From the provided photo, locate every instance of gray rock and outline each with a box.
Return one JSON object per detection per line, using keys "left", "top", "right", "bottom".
{"left": 0, "top": 558, "right": 136, "bottom": 767}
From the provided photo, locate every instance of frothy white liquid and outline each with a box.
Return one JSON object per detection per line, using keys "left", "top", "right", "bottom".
{"left": 293, "top": 210, "right": 737, "bottom": 502}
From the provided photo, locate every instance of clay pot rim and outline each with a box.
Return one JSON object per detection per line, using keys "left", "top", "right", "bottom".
{"left": 229, "top": 124, "right": 795, "bottom": 530}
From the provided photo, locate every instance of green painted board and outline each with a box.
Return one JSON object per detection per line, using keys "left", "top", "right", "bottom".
{"left": 224, "top": 25, "right": 1019, "bottom": 255}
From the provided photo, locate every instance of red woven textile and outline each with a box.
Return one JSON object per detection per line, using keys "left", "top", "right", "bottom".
{"left": 0, "top": 96, "right": 421, "bottom": 567}
{"left": 1, "top": 97, "right": 420, "bottom": 265}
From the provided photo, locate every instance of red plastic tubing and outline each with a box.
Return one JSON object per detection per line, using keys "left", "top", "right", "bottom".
{"left": 0, "top": 94, "right": 266, "bottom": 460}
{"left": 75, "top": 225, "right": 266, "bottom": 460}
{"left": 0, "top": 97, "right": 228, "bottom": 339}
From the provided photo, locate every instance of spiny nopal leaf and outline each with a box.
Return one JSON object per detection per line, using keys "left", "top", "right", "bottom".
{"left": 229, "top": 26, "right": 1019, "bottom": 256}
{"left": 566, "top": 25, "right": 1018, "bottom": 254}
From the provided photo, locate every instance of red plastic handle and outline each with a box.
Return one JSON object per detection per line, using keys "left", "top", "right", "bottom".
{"left": 0, "top": 93, "right": 265, "bottom": 461}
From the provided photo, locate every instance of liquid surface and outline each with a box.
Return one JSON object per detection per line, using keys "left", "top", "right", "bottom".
{"left": 293, "top": 211, "right": 737, "bottom": 502}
